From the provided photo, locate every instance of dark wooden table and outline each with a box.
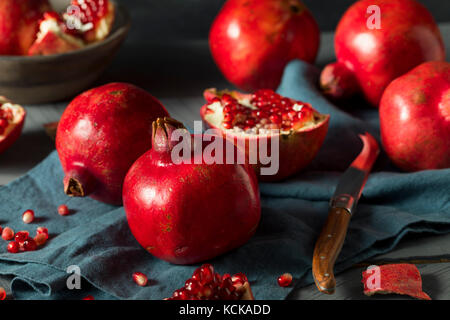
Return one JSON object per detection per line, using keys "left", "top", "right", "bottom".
{"left": 1, "top": 25, "right": 449, "bottom": 300}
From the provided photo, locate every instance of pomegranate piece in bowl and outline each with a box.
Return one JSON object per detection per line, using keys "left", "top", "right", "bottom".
{"left": 0, "top": 0, "right": 51, "bottom": 55}
{"left": 28, "top": 11, "right": 85, "bottom": 56}
{"left": 167, "top": 264, "right": 254, "bottom": 300}
{"left": 65, "top": 0, "right": 115, "bottom": 43}
{"left": 0, "top": 97, "right": 26, "bottom": 155}
{"left": 201, "top": 89, "right": 329, "bottom": 181}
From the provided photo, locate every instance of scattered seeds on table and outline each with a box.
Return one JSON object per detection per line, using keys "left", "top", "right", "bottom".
{"left": 133, "top": 272, "right": 149, "bottom": 287}
{"left": 277, "top": 273, "right": 293, "bottom": 287}
{"left": 22, "top": 209, "right": 35, "bottom": 224}
{"left": 58, "top": 204, "right": 70, "bottom": 216}
{"left": 7, "top": 241, "right": 19, "bottom": 254}
{"left": 34, "top": 233, "right": 48, "bottom": 246}
{"left": 1, "top": 227, "right": 14, "bottom": 241}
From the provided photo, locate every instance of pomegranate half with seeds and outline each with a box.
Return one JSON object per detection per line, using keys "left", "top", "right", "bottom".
{"left": 0, "top": 97, "right": 26, "bottom": 155}
{"left": 56, "top": 83, "right": 169, "bottom": 205}
{"left": 123, "top": 118, "right": 261, "bottom": 265}
{"left": 167, "top": 264, "right": 254, "bottom": 300}
{"left": 200, "top": 89, "right": 329, "bottom": 181}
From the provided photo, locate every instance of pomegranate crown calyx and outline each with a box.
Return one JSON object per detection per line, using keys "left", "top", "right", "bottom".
{"left": 152, "top": 117, "right": 188, "bottom": 152}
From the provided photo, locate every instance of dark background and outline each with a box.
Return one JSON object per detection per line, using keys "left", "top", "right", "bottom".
{"left": 113, "top": 0, "right": 450, "bottom": 43}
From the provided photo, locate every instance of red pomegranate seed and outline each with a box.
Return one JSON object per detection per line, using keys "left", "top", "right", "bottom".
{"left": 209, "top": 89, "right": 317, "bottom": 132}
{"left": 0, "top": 287, "right": 5, "bottom": 300}
{"left": 2, "top": 227, "right": 14, "bottom": 241}
{"left": 223, "top": 121, "right": 233, "bottom": 129}
{"left": 23, "top": 238, "right": 37, "bottom": 251}
{"left": 15, "top": 231, "right": 29, "bottom": 243}
{"left": 36, "top": 227, "right": 49, "bottom": 238}
{"left": 277, "top": 273, "right": 293, "bottom": 287}
{"left": 22, "top": 209, "right": 35, "bottom": 224}
{"left": 34, "top": 233, "right": 48, "bottom": 246}
{"left": 7, "top": 241, "right": 19, "bottom": 254}
{"left": 82, "top": 295, "right": 95, "bottom": 300}
{"left": 58, "top": 204, "right": 70, "bottom": 216}
{"left": 185, "top": 279, "right": 201, "bottom": 295}
{"left": 192, "top": 268, "right": 202, "bottom": 282}
{"left": 132, "top": 272, "right": 148, "bottom": 287}
{"left": 199, "top": 264, "right": 214, "bottom": 284}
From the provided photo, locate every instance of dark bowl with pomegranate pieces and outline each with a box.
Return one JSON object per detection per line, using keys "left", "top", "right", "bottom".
{"left": 0, "top": 0, "right": 130, "bottom": 104}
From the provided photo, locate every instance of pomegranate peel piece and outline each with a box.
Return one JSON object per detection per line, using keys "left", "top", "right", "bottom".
{"left": 0, "top": 97, "right": 26, "bottom": 155}
{"left": 362, "top": 264, "right": 431, "bottom": 300}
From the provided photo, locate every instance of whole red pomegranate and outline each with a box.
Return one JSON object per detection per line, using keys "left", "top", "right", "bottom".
{"left": 56, "top": 83, "right": 169, "bottom": 205}
{"left": 200, "top": 89, "right": 329, "bottom": 181}
{"left": 379, "top": 61, "right": 450, "bottom": 171}
{"left": 123, "top": 118, "right": 261, "bottom": 265}
{"left": 209, "top": 0, "right": 319, "bottom": 92}
{"left": 320, "top": 0, "right": 445, "bottom": 107}
{"left": 0, "top": 0, "right": 51, "bottom": 55}
{"left": 0, "top": 97, "right": 26, "bottom": 154}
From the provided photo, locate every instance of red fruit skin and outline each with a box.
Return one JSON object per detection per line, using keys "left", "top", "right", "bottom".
{"left": 0, "top": 0, "right": 51, "bottom": 55}
{"left": 362, "top": 264, "right": 430, "bottom": 300}
{"left": 200, "top": 89, "right": 330, "bottom": 181}
{"left": 0, "top": 107, "right": 26, "bottom": 155}
{"left": 123, "top": 120, "right": 261, "bottom": 265}
{"left": 56, "top": 83, "right": 169, "bottom": 205}
{"left": 321, "top": 0, "right": 445, "bottom": 107}
{"left": 209, "top": 0, "right": 319, "bottom": 92}
{"left": 28, "top": 30, "right": 83, "bottom": 56}
{"left": 379, "top": 61, "right": 450, "bottom": 172}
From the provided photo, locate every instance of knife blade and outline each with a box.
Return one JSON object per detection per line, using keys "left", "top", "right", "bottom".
{"left": 312, "top": 132, "right": 380, "bottom": 294}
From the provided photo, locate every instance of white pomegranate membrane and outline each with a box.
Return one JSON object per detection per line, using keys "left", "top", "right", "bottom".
{"left": 203, "top": 89, "right": 324, "bottom": 135}
{"left": 0, "top": 98, "right": 25, "bottom": 138}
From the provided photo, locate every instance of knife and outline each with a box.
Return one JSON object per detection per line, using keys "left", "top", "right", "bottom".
{"left": 312, "top": 132, "right": 380, "bottom": 294}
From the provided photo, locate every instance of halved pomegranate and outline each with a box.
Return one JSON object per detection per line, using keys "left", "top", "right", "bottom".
{"left": 200, "top": 89, "right": 329, "bottom": 181}
{"left": 64, "top": 0, "right": 115, "bottom": 43}
{"left": 28, "top": 11, "right": 85, "bottom": 56}
{"left": 0, "top": 97, "right": 26, "bottom": 155}
{"left": 166, "top": 264, "right": 254, "bottom": 300}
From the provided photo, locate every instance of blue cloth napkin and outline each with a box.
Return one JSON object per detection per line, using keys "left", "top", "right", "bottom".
{"left": 0, "top": 60, "right": 449, "bottom": 300}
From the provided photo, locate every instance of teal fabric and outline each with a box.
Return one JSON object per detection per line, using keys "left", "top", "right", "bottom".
{"left": 0, "top": 61, "right": 449, "bottom": 300}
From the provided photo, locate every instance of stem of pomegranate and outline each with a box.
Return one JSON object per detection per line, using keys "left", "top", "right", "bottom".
{"left": 63, "top": 168, "right": 95, "bottom": 197}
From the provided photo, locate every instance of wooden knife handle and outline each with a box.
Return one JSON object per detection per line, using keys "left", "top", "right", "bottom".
{"left": 312, "top": 207, "right": 351, "bottom": 294}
